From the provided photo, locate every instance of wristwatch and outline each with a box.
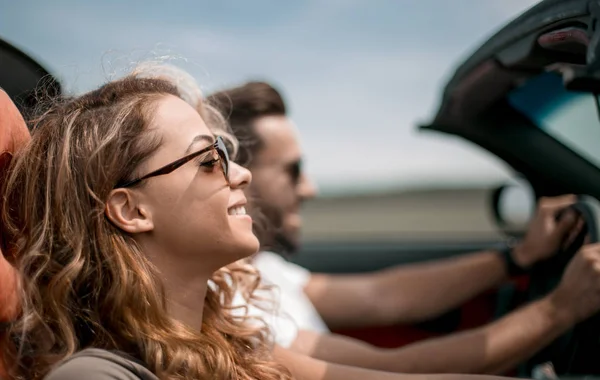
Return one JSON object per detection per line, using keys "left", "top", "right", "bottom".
{"left": 498, "top": 240, "right": 528, "bottom": 276}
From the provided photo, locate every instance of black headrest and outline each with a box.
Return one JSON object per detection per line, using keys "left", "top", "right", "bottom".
{"left": 0, "top": 37, "right": 62, "bottom": 118}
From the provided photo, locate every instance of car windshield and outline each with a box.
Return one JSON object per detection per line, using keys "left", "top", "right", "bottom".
{"left": 508, "top": 72, "right": 600, "bottom": 168}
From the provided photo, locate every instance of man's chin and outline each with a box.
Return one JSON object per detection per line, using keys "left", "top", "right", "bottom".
{"left": 268, "top": 232, "right": 300, "bottom": 257}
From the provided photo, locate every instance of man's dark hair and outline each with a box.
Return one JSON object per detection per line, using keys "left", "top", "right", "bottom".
{"left": 207, "top": 81, "right": 286, "bottom": 167}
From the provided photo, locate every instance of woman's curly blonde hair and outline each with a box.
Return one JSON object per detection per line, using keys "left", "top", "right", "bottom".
{"left": 0, "top": 64, "right": 292, "bottom": 380}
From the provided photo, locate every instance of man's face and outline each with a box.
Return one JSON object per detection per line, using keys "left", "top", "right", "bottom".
{"left": 248, "top": 115, "right": 317, "bottom": 253}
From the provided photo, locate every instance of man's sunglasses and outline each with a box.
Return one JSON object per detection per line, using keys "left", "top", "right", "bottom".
{"left": 116, "top": 136, "right": 230, "bottom": 188}
{"left": 286, "top": 160, "right": 302, "bottom": 185}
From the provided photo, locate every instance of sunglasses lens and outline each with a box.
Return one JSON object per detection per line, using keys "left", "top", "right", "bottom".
{"left": 216, "top": 137, "right": 230, "bottom": 180}
{"left": 290, "top": 162, "right": 301, "bottom": 184}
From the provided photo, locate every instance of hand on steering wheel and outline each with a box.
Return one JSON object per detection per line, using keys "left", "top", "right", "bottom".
{"left": 525, "top": 196, "right": 600, "bottom": 376}
{"left": 512, "top": 195, "right": 582, "bottom": 270}
{"left": 549, "top": 242, "right": 600, "bottom": 325}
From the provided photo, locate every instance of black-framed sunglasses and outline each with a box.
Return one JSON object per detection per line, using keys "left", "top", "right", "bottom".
{"left": 116, "top": 136, "right": 230, "bottom": 188}
{"left": 286, "top": 160, "right": 302, "bottom": 185}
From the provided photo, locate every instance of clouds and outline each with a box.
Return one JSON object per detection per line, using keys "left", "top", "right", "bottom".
{"left": 0, "top": 0, "right": 541, "bottom": 193}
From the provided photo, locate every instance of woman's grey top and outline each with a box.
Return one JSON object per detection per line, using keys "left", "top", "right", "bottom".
{"left": 44, "top": 348, "right": 158, "bottom": 380}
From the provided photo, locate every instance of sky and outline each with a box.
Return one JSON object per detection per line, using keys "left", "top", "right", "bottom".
{"left": 0, "top": 0, "right": 541, "bottom": 195}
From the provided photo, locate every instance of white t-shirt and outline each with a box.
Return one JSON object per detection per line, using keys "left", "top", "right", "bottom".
{"left": 232, "top": 251, "right": 330, "bottom": 348}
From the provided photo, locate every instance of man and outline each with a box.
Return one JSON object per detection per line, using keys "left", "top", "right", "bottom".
{"left": 208, "top": 82, "right": 600, "bottom": 374}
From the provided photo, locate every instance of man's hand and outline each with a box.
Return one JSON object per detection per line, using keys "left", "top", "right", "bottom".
{"left": 512, "top": 195, "right": 580, "bottom": 269}
{"left": 549, "top": 243, "right": 600, "bottom": 325}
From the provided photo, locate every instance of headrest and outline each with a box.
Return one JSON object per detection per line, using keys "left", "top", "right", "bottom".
{"left": 0, "top": 89, "right": 30, "bottom": 167}
{"left": 0, "top": 37, "right": 61, "bottom": 118}
{"left": 0, "top": 89, "right": 30, "bottom": 322}
{"left": 0, "top": 90, "right": 29, "bottom": 140}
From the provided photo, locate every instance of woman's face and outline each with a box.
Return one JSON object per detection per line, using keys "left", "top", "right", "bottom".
{"left": 119, "top": 95, "right": 258, "bottom": 274}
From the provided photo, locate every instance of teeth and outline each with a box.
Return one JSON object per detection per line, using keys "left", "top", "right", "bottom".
{"left": 228, "top": 206, "right": 246, "bottom": 216}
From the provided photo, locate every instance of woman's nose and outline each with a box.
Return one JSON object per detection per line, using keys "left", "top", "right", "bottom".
{"left": 228, "top": 161, "right": 252, "bottom": 189}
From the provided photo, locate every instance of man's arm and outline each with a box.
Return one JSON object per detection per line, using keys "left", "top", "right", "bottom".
{"left": 273, "top": 345, "right": 515, "bottom": 380}
{"left": 305, "top": 250, "right": 506, "bottom": 328}
{"left": 292, "top": 243, "right": 600, "bottom": 375}
{"left": 290, "top": 295, "right": 570, "bottom": 375}
{"left": 305, "top": 195, "right": 579, "bottom": 329}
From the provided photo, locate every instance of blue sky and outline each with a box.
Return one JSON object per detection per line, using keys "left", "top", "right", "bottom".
{"left": 1, "top": 0, "right": 540, "bottom": 194}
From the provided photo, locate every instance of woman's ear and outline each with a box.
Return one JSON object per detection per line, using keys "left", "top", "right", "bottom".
{"left": 105, "top": 189, "right": 154, "bottom": 233}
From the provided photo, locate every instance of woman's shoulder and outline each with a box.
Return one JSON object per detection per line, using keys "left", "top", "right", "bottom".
{"left": 44, "top": 348, "right": 157, "bottom": 380}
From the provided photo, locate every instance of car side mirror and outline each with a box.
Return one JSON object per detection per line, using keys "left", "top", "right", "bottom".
{"left": 490, "top": 178, "right": 536, "bottom": 236}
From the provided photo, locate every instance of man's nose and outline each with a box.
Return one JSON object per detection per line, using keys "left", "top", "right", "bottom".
{"left": 297, "top": 172, "right": 317, "bottom": 201}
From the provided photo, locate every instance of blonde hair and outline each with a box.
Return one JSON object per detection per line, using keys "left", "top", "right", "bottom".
{"left": 131, "top": 62, "right": 239, "bottom": 158}
{"left": 1, "top": 66, "right": 291, "bottom": 380}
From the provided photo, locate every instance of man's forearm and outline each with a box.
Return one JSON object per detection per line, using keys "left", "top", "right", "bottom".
{"left": 376, "top": 294, "right": 573, "bottom": 374}
{"left": 373, "top": 250, "right": 507, "bottom": 325}
{"left": 294, "top": 295, "right": 570, "bottom": 374}
{"left": 307, "top": 250, "right": 509, "bottom": 328}
{"left": 275, "top": 344, "right": 516, "bottom": 380}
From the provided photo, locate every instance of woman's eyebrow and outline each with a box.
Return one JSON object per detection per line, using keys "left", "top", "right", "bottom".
{"left": 185, "top": 134, "right": 215, "bottom": 154}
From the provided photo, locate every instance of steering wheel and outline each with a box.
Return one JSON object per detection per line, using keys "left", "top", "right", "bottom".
{"left": 522, "top": 196, "right": 600, "bottom": 376}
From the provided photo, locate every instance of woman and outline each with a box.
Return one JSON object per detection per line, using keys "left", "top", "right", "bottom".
{"left": 0, "top": 66, "right": 517, "bottom": 380}
{"left": 1, "top": 68, "right": 290, "bottom": 379}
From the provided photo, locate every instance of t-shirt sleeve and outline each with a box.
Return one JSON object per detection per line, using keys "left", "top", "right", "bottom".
{"left": 251, "top": 252, "right": 315, "bottom": 348}
{"left": 278, "top": 260, "right": 311, "bottom": 289}
{"left": 253, "top": 252, "right": 311, "bottom": 289}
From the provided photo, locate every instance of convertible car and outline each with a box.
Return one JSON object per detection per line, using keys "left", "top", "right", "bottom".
{"left": 3, "top": 0, "right": 600, "bottom": 377}
{"left": 295, "top": 0, "right": 600, "bottom": 377}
